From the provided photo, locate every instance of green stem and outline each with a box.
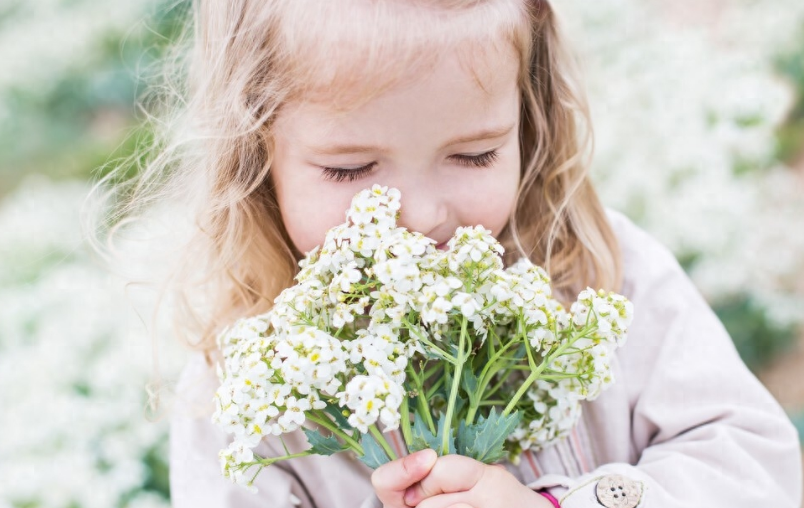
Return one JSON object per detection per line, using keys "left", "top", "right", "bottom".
{"left": 423, "top": 364, "right": 442, "bottom": 381}
{"left": 307, "top": 413, "right": 364, "bottom": 454}
{"left": 250, "top": 450, "right": 313, "bottom": 466}
{"left": 425, "top": 375, "right": 446, "bottom": 399}
{"left": 370, "top": 424, "right": 398, "bottom": 461}
{"left": 501, "top": 363, "right": 546, "bottom": 416}
{"left": 524, "top": 329, "right": 538, "bottom": 369}
{"left": 279, "top": 435, "right": 291, "bottom": 455}
{"left": 408, "top": 364, "right": 436, "bottom": 434}
{"left": 466, "top": 339, "right": 520, "bottom": 423}
{"left": 441, "top": 317, "right": 468, "bottom": 454}
{"left": 476, "top": 340, "right": 519, "bottom": 394}
{"left": 482, "top": 373, "right": 512, "bottom": 400}
{"left": 539, "top": 372, "right": 584, "bottom": 380}
{"left": 400, "top": 396, "right": 413, "bottom": 449}
{"left": 501, "top": 327, "right": 593, "bottom": 416}
{"left": 417, "top": 393, "right": 437, "bottom": 435}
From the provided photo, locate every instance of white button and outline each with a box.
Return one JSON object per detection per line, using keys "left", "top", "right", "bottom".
{"left": 595, "top": 474, "right": 642, "bottom": 508}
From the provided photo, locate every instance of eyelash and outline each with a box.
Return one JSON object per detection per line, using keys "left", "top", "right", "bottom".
{"left": 321, "top": 150, "right": 500, "bottom": 183}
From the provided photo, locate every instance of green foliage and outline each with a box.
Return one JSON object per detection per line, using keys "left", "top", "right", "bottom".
{"left": 358, "top": 432, "right": 391, "bottom": 469}
{"left": 435, "top": 414, "right": 457, "bottom": 455}
{"left": 0, "top": 0, "right": 190, "bottom": 198}
{"left": 456, "top": 409, "right": 522, "bottom": 464}
{"left": 10, "top": 500, "right": 39, "bottom": 508}
{"left": 409, "top": 412, "right": 442, "bottom": 453}
{"left": 323, "top": 404, "right": 354, "bottom": 430}
{"left": 713, "top": 294, "right": 797, "bottom": 371}
{"left": 114, "top": 440, "right": 172, "bottom": 506}
{"left": 409, "top": 413, "right": 456, "bottom": 456}
{"left": 460, "top": 367, "right": 479, "bottom": 396}
{"left": 140, "top": 442, "right": 171, "bottom": 500}
{"left": 774, "top": 23, "right": 804, "bottom": 163}
{"left": 303, "top": 428, "right": 347, "bottom": 456}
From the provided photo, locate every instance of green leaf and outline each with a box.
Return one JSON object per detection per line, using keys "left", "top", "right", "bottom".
{"left": 408, "top": 411, "right": 457, "bottom": 456}
{"left": 409, "top": 412, "right": 440, "bottom": 452}
{"left": 460, "top": 368, "right": 479, "bottom": 396}
{"left": 455, "top": 408, "right": 522, "bottom": 463}
{"left": 323, "top": 404, "right": 353, "bottom": 430}
{"left": 358, "top": 432, "right": 391, "bottom": 469}
{"left": 302, "top": 428, "right": 347, "bottom": 456}
{"left": 456, "top": 419, "right": 471, "bottom": 456}
{"left": 452, "top": 396, "right": 466, "bottom": 418}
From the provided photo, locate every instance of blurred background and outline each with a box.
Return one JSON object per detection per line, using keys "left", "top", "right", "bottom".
{"left": 0, "top": 0, "right": 802, "bottom": 506}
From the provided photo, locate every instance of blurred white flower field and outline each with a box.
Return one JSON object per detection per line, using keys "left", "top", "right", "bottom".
{"left": 0, "top": 177, "right": 182, "bottom": 508}
{"left": 0, "top": 0, "right": 803, "bottom": 507}
{"left": 560, "top": 0, "right": 804, "bottom": 333}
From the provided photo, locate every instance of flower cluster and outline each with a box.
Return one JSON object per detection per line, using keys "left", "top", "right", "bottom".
{"left": 507, "top": 289, "right": 634, "bottom": 455}
{"left": 213, "top": 185, "right": 634, "bottom": 491}
{"left": 338, "top": 371, "right": 405, "bottom": 432}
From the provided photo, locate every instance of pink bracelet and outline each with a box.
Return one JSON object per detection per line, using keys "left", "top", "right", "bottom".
{"left": 538, "top": 489, "right": 561, "bottom": 508}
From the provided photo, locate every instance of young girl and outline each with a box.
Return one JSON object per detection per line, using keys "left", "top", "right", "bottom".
{"left": 111, "top": 0, "right": 802, "bottom": 506}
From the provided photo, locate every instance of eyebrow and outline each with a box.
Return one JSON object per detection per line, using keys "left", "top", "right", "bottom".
{"left": 307, "top": 123, "right": 516, "bottom": 156}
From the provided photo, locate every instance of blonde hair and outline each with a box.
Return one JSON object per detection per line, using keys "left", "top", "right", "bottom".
{"left": 87, "top": 0, "right": 622, "bottom": 362}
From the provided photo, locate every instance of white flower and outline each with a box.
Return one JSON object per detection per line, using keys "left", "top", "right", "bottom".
{"left": 266, "top": 384, "right": 291, "bottom": 406}
{"left": 277, "top": 396, "right": 311, "bottom": 431}
{"left": 333, "top": 263, "right": 362, "bottom": 293}
{"left": 451, "top": 292, "right": 481, "bottom": 318}
{"left": 420, "top": 295, "right": 453, "bottom": 325}
{"left": 337, "top": 372, "right": 404, "bottom": 433}
{"left": 231, "top": 441, "right": 255, "bottom": 463}
{"left": 219, "top": 443, "right": 259, "bottom": 492}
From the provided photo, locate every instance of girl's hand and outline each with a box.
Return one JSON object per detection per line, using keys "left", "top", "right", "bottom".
{"left": 371, "top": 449, "right": 438, "bottom": 508}
{"left": 401, "top": 455, "right": 554, "bottom": 508}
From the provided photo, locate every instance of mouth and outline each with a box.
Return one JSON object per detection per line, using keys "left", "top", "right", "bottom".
{"left": 435, "top": 242, "right": 448, "bottom": 251}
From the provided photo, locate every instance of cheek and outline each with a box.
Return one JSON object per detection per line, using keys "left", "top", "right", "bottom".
{"left": 280, "top": 189, "right": 354, "bottom": 255}
{"left": 483, "top": 184, "right": 519, "bottom": 236}
{"left": 470, "top": 156, "right": 521, "bottom": 235}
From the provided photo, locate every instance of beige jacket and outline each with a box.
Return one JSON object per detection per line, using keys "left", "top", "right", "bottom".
{"left": 169, "top": 209, "right": 803, "bottom": 508}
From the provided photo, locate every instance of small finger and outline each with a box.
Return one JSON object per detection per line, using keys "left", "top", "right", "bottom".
{"left": 403, "top": 455, "right": 485, "bottom": 506}
{"left": 371, "top": 448, "right": 437, "bottom": 507}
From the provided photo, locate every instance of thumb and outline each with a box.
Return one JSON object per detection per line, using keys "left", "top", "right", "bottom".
{"left": 371, "top": 449, "right": 437, "bottom": 507}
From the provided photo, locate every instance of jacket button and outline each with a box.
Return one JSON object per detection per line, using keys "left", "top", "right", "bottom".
{"left": 594, "top": 474, "right": 642, "bottom": 508}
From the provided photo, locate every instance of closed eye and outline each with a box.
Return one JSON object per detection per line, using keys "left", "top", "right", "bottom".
{"left": 451, "top": 149, "right": 499, "bottom": 168}
{"left": 321, "top": 163, "right": 377, "bottom": 183}
{"left": 320, "top": 150, "right": 500, "bottom": 183}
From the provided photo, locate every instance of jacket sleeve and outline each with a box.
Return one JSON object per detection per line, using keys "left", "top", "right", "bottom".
{"left": 169, "top": 352, "right": 383, "bottom": 508}
{"left": 169, "top": 352, "right": 314, "bottom": 508}
{"left": 527, "top": 214, "right": 802, "bottom": 507}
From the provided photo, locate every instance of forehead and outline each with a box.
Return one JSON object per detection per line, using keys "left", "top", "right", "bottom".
{"left": 275, "top": 42, "right": 520, "bottom": 149}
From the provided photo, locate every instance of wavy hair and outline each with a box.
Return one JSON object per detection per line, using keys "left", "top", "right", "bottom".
{"left": 87, "top": 0, "right": 622, "bottom": 362}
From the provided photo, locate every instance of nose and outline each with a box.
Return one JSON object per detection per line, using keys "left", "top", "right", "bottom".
{"left": 393, "top": 179, "right": 449, "bottom": 240}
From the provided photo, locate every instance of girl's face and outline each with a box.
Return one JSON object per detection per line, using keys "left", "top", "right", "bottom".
{"left": 271, "top": 44, "right": 521, "bottom": 255}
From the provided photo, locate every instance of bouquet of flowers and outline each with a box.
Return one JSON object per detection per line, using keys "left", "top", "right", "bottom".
{"left": 212, "top": 185, "right": 634, "bottom": 491}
